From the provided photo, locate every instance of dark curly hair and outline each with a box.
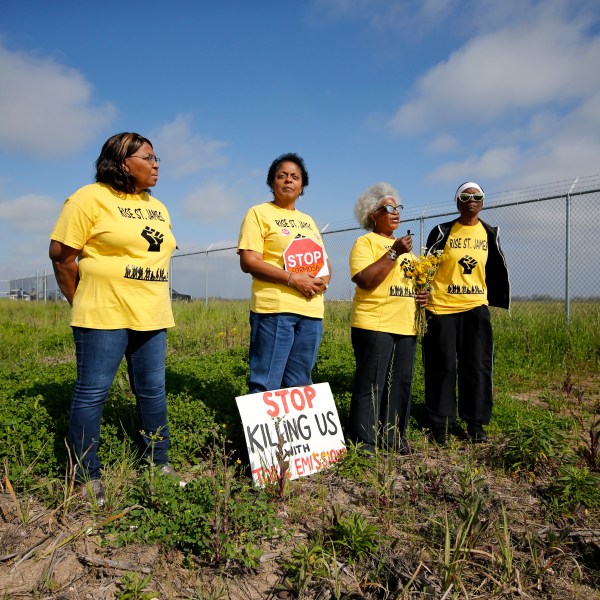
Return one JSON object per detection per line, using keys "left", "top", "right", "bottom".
{"left": 95, "top": 132, "right": 153, "bottom": 194}
{"left": 266, "top": 152, "right": 309, "bottom": 196}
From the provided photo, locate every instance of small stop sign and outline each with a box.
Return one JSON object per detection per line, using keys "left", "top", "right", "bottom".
{"left": 283, "top": 237, "right": 326, "bottom": 276}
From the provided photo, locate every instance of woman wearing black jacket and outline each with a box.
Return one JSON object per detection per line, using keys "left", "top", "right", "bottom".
{"left": 423, "top": 181, "right": 510, "bottom": 446}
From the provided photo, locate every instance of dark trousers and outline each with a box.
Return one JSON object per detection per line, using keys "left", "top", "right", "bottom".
{"left": 422, "top": 305, "right": 494, "bottom": 430}
{"left": 349, "top": 327, "right": 417, "bottom": 450}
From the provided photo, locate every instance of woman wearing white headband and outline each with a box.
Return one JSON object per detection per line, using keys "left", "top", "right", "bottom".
{"left": 422, "top": 181, "right": 510, "bottom": 446}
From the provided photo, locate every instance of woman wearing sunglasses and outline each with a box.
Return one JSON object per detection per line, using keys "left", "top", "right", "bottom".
{"left": 348, "top": 182, "right": 428, "bottom": 454}
{"left": 423, "top": 181, "right": 510, "bottom": 446}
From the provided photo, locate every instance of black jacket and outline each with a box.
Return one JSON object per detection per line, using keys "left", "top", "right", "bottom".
{"left": 426, "top": 218, "right": 510, "bottom": 310}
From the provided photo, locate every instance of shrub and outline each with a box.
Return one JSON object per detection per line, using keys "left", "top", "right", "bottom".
{"left": 166, "top": 392, "right": 218, "bottom": 466}
{"left": 499, "top": 413, "right": 569, "bottom": 473}
{"left": 332, "top": 511, "right": 380, "bottom": 561}
{"left": 544, "top": 465, "right": 600, "bottom": 512}
{"left": 109, "top": 464, "right": 279, "bottom": 566}
{"left": 0, "top": 394, "right": 60, "bottom": 488}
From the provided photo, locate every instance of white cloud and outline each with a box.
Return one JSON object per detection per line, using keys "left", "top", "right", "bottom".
{"left": 426, "top": 134, "right": 458, "bottom": 154}
{"left": 0, "top": 193, "right": 60, "bottom": 280}
{"left": 0, "top": 193, "right": 60, "bottom": 233}
{"left": 383, "top": 1, "right": 600, "bottom": 189}
{"left": 152, "top": 114, "right": 228, "bottom": 178}
{"left": 428, "top": 147, "right": 520, "bottom": 183}
{"left": 181, "top": 181, "right": 240, "bottom": 222}
{"left": 0, "top": 42, "right": 116, "bottom": 157}
{"left": 389, "top": 12, "right": 600, "bottom": 135}
{"left": 442, "top": 89, "right": 600, "bottom": 187}
{"left": 310, "top": 0, "right": 457, "bottom": 35}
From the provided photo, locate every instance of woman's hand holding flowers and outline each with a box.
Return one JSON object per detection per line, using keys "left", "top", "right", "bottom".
{"left": 415, "top": 290, "right": 429, "bottom": 307}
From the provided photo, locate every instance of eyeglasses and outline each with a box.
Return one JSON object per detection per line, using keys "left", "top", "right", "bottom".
{"left": 375, "top": 204, "right": 403, "bottom": 214}
{"left": 458, "top": 192, "right": 484, "bottom": 203}
{"left": 129, "top": 154, "right": 161, "bottom": 164}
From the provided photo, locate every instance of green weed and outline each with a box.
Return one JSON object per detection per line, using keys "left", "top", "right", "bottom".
{"left": 500, "top": 413, "right": 569, "bottom": 474}
{"left": 107, "top": 429, "right": 279, "bottom": 567}
{"left": 545, "top": 465, "right": 600, "bottom": 513}
{"left": 281, "top": 536, "right": 332, "bottom": 598}
{"left": 442, "top": 496, "right": 489, "bottom": 595}
{"left": 117, "top": 573, "right": 158, "bottom": 600}
{"left": 494, "top": 505, "right": 515, "bottom": 585}
{"left": 334, "top": 441, "right": 373, "bottom": 482}
{"left": 331, "top": 510, "right": 380, "bottom": 561}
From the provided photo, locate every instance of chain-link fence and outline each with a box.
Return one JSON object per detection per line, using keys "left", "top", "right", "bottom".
{"left": 0, "top": 272, "right": 65, "bottom": 302}
{"left": 4, "top": 177, "right": 599, "bottom": 324}
{"left": 169, "top": 178, "right": 599, "bottom": 324}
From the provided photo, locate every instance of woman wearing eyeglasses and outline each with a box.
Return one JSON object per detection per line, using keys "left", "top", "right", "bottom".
{"left": 348, "top": 182, "right": 427, "bottom": 454}
{"left": 423, "top": 181, "right": 510, "bottom": 446}
{"left": 49, "top": 132, "right": 183, "bottom": 504}
{"left": 238, "top": 152, "right": 331, "bottom": 393}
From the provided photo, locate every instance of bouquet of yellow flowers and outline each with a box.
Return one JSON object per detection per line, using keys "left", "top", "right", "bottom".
{"left": 402, "top": 250, "right": 446, "bottom": 338}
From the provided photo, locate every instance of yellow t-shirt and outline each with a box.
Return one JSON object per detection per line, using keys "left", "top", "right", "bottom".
{"left": 50, "top": 183, "right": 176, "bottom": 330}
{"left": 428, "top": 221, "right": 488, "bottom": 314}
{"left": 237, "top": 202, "right": 327, "bottom": 318}
{"left": 350, "top": 232, "right": 417, "bottom": 335}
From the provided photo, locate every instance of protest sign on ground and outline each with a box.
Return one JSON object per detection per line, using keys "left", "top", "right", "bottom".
{"left": 236, "top": 383, "right": 346, "bottom": 486}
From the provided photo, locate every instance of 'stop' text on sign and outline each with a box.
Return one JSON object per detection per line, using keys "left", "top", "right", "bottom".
{"left": 283, "top": 237, "right": 327, "bottom": 276}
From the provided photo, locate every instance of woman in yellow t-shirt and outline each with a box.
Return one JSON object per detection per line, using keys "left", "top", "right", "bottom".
{"left": 349, "top": 182, "right": 428, "bottom": 454}
{"left": 238, "top": 153, "right": 331, "bottom": 392}
{"left": 49, "top": 132, "right": 184, "bottom": 503}
{"left": 423, "top": 181, "right": 510, "bottom": 446}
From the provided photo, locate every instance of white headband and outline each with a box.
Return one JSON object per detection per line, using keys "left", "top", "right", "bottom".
{"left": 455, "top": 181, "right": 484, "bottom": 202}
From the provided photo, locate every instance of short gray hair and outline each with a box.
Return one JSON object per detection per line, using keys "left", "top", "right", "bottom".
{"left": 354, "top": 182, "right": 401, "bottom": 231}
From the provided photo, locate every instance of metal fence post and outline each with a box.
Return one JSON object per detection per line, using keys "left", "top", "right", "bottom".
{"left": 565, "top": 179, "right": 577, "bottom": 326}
{"left": 565, "top": 192, "right": 571, "bottom": 326}
{"left": 205, "top": 244, "right": 214, "bottom": 307}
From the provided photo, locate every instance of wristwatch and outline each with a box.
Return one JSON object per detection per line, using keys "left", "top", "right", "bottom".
{"left": 388, "top": 249, "right": 398, "bottom": 261}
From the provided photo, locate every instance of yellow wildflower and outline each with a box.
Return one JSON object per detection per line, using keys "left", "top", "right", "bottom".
{"left": 403, "top": 250, "right": 446, "bottom": 338}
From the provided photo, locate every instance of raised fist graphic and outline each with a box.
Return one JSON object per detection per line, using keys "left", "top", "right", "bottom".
{"left": 458, "top": 255, "right": 477, "bottom": 275}
{"left": 141, "top": 227, "right": 164, "bottom": 252}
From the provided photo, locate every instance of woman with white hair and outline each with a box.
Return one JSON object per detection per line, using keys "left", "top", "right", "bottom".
{"left": 348, "top": 182, "right": 428, "bottom": 454}
{"left": 423, "top": 181, "right": 510, "bottom": 446}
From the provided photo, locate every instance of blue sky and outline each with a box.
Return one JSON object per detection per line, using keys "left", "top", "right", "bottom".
{"left": 1, "top": 0, "right": 599, "bottom": 284}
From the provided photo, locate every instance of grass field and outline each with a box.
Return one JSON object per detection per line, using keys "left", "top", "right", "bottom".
{"left": 0, "top": 299, "right": 598, "bottom": 599}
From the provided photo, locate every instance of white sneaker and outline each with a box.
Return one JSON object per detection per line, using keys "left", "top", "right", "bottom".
{"left": 159, "top": 464, "right": 187, "bottom": 487}
{"left": 76, "top": 479, "right": 105, "bottom": 505}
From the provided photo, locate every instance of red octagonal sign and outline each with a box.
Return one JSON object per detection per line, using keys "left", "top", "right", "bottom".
{"left": 283, "top": 237, "right": 327, "bottom": 276}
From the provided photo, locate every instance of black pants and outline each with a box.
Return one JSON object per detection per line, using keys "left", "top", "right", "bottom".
{"left": 422, "top": 305, "right": 494, "bottom": 430}
{"left": 349, "top": 327, "right": 417, "bottom": 450}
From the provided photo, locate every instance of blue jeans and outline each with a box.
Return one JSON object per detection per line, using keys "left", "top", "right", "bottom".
{"left": 70, "top": 327, "right": 169, "bottom": 482}
{"left": 248, "top": 312, "right": 323, "bottom": 393}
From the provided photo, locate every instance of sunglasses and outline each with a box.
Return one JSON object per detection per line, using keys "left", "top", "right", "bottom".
{"left": 458, "top": 193, "right": 484, "bottom": 203}
{"left": 375, "top": 204, "right": 403, "bottom": 214}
